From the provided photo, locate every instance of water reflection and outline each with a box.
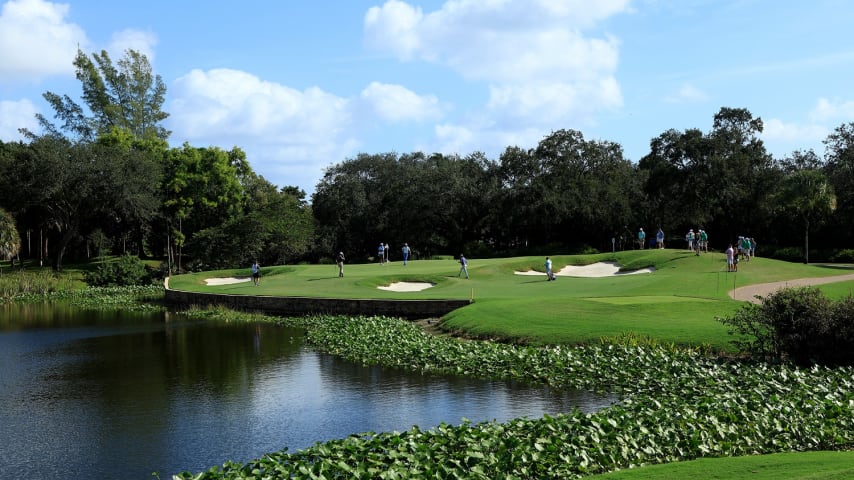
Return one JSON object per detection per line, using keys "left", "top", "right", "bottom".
{"left": 0, "top": 303, "right": 614, "bottom": 479}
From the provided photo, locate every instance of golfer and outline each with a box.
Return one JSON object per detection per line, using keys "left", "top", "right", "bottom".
{"left": 251, "top": 260, "right": 260, "bottom": 286}
{"left": 545, "top": 256, "right": 554, "bottom": 281}
{"left": 458, "top": 254, "right": 469, "bottom": 279}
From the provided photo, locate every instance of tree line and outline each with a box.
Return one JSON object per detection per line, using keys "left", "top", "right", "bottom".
{"left": 314, "top": 111, "right": 852, "bottom": 263}
{"left": 1, "top": 49, "right": 852, "bottom": 272}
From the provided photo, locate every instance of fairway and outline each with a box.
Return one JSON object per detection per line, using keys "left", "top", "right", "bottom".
{"left": 169, "top": 249, "right": 854, "bottom": 351}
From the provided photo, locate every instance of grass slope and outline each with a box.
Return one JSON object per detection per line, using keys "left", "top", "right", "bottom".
{"left": 168, "top": 249, "right": 854, "bottom": 351}
{"left": 593, "top": 451, "right": 854, "bottom": 479}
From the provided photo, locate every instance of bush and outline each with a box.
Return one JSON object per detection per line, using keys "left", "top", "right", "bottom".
{"left": 828, "top": 249, "right": 854, "bottom": 263}
{"left": 84, "top": 255, "right": 153, "bottom": 287}
{"left": 0, "top": 269, "right": 73, "bottom": 299}
{"left": 718, "top": 287, "right": 854, "bottom": 365}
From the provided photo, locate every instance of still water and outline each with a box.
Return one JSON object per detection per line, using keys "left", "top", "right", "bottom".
{"left": 0, "top": 303, "right": 613, "bottom": 479}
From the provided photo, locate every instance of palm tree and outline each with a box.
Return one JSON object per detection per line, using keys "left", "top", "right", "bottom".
{"left": 778, "top": 169, "right": 836, "bottom": 263}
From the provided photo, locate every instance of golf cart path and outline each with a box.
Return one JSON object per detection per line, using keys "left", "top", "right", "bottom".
{"left": 729, "top": 272, "right": 854, "bottom": 303}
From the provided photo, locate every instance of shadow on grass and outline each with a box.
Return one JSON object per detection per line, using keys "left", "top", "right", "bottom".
{"left": 814, "top": 264, "right": 854, "bottom": 271}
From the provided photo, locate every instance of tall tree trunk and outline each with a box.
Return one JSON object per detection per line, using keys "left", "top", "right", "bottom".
{"left": 53, "top": 227, "right": 76, "bottom": 271}
{"left": 804, "top": 219, "right": 810, "bottom": 264}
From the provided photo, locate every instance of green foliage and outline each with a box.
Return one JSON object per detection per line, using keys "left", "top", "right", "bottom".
{"left": 0, "top": 207, "right": 19, "bottom": 260}
{"left": 174, "top": 313, "right": 854, "bottom": 479}
{"left": 828, "top": 249, "right": 854, "bottom": 263}
{"left": 718, "top": 287, "right": 854, "bottom": 365}
{"left": 83, "top": 255, "right": 154, "bottom": 287}
{"left": 0, "top": 269, "right": 75, "bottom": 300}
{"left": 16, "top": 284, "right": 164, "bottom": 311}
{"left": 37, "top": 48, "right": 169, "bottom": 141}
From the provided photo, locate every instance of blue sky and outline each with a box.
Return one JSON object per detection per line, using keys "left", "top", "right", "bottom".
{"left": 2, "top": 0, "right": 853, "bottom": 195}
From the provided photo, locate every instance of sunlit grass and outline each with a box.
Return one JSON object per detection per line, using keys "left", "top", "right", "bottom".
{"left": 169, "top": 249, "right": 854, "bottom": 350}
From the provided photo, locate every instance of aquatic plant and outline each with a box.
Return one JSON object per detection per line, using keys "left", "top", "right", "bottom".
{"left": 173, "top": 314, "right": 854, "bottom": 479}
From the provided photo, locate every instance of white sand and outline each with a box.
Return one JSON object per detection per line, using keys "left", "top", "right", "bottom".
{"left": 515, "top": 261, "right": 654, "bottom": 278}
{"left": 377, "top": 282, "right": 435, "bottom": 292}
{"left": 205, "top": 277, "right": 252, "bottom": 286}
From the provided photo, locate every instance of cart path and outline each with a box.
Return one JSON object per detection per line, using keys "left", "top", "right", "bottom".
{"left": 729, "top": 272, "right": 854, "bottom": 303}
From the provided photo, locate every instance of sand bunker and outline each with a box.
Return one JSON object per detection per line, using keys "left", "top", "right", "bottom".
{"left": 515, "top": 261, "right": 654, "bottom": 278}
{"left": 377, "top": 282, "right": 435, "bottom": 292}
{"left": 204, "top": 277, "right": 252, "bottom": 286}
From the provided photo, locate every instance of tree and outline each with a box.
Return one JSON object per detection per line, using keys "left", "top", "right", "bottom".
{"left": 36, "top": 49, "right": 170, "bottom": 142}
{"left": 8, "top": 135, "right": 163, "bottom": 270}
{"left": 639, "top": 108, "right": 776, "bottom": 247}
{"left": 639, "top": 128, "right": 708, "bottom": 231}
{"left": 532, "top": 129, "right": 640, "bottom": 248}
{"left": 0, "top": 207, "right": 20, "bottom": 264}
{"left": 162, "top": 144, "right": 247, "bottom": 272}
{"left": 707, "top": 107, "right": 775, "bottom": 239}
{"left": 96, "top": 127, "right": 165, "bottom": 255}
{"left": 777, "top": 168, "right": 836, "bottom": 263}
{"left": 495, "top": 146, "right": 543, "bottom": 248}
{"left": 823, "top": 123, "right": 854, "bottom": 247}
{"left": 190, "top": 174, "right": 314, "bottom": 269}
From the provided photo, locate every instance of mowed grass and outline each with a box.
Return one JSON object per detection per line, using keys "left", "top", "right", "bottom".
{"left": 168, "top": 249, "right": 854, "bottom": 351}
{"left": 592, "top": 451, "right": 854, "bottom": 479}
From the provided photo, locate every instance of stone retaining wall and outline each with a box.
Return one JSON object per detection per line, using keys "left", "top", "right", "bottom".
{"left": 164, "top": 287, "right": 472, "bottom": 319}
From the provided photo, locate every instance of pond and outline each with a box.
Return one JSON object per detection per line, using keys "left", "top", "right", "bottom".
{"left": 0, "top": 303, "right": 614, "bottom": 479}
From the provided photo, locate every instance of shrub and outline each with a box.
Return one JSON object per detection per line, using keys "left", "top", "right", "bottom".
{"left": 828, "top": 249, "right": 854, "bottom": 263}
{"left": 0, "top": 269, "right": 73, "bottom": 299}
{"left": 826, "top": 296, "right": 854, "bottom": 365}
{"left": 718, "top": 287, "right": 854, "bottom": 365}
{"left": 84, "top": 255, "right": 152, "bottom": 287}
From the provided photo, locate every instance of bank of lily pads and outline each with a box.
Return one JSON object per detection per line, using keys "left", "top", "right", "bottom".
{"left": 174, "top": 313, "right": 854, "bottom": 479}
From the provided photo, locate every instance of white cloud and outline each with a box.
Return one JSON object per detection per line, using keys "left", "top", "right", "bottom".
{"left": 761, "top": 118, "right": 827, "bottom": 157}
{"left": 0, "top": 98, "right": 39, "bottom": 140}
{"left": 664, "top": 84, "right": 709, "bottom": 103}
{"left": 809, "top": 97, "right": 854, "bottom": 123}
{"left": 488, "top": 77, "right": 622, "bottom": 121}
{"left": 168, "top": 68, "right": 358, "bottom": 191}
{"left": 364, "top": 0, "right": 626, "bottom": 83}
{"left": 364, "top": 0, "right": 424, "bottom": 61}
{"left": 762, "top": 118, "right": 826, "bottom": 142}
{"left": 170, "top": 68, "right": 351, "bottom": 138}
{"left": 0, "top": 0, "right": 87, "bottom": 81}
{"left": 108, "top": 28, "right": 158, "bottom": 63}
{"left": 363, "top": 0, "right": 629, "bottom": 147}
{"left": 434, "top": 123, "right": 474, "bottom": 154}
{"left": 434, "top": 117, "right": 543, "bottom": 157}
{"left": 359, "top": 82, "right": 443, "bottom": 122}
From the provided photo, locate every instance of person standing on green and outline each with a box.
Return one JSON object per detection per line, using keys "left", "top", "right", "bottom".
{"left": 251, "top": 260, "right": 260, "bottom": 286}
{"left": 544, "top": 256, "right": 554, "bottom": 281}
{"left": 336, "top": 251, "right": 345, "bottom": 277}
{"left": 638, "top": 228, "right": 646, "bottom": 249}
{"left": 402, "top": 243, "right": 411, "bottom": 265}
{"left": 458, "top": 254, "right": 469, "bottom": 279}
{"left": 741, "top": 236, "right": 752, "bottom": 262}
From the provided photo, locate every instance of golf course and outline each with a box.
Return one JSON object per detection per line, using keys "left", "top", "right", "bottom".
{"left": 168, "top": 248, "right": 854, "bottom": 352}
{"left": 168, "top": 249, "right": 854, "bottom": 479}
